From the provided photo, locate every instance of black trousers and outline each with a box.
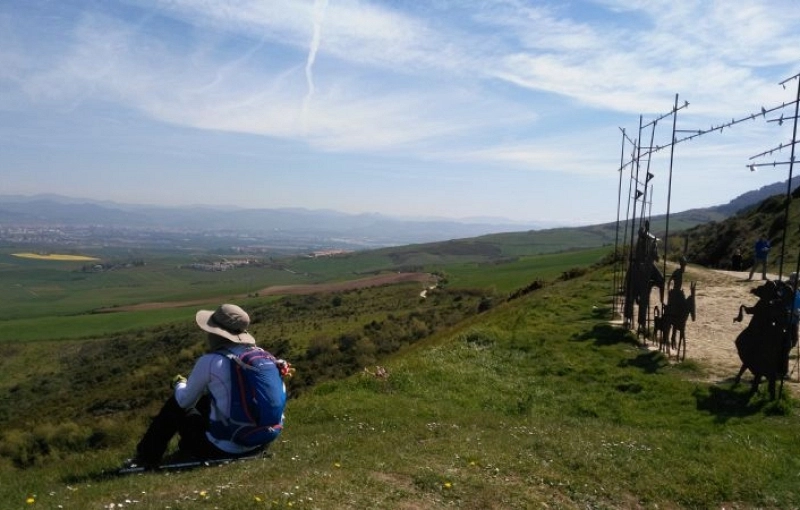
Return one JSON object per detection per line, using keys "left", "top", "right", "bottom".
{"left": 136, "top": 395, "right": 234, "bottom": 465}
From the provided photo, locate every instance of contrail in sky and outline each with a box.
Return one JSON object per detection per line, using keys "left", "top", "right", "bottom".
{"left": 303, "top": 0, "right": 328, "bottom": 131}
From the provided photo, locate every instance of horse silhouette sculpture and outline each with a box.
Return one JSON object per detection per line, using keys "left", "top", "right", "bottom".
{"left": 732, "top": 280, "right": 793, "bottom": 400}
{"left": 655, "top": 281, "right": 696, "bottom": 361}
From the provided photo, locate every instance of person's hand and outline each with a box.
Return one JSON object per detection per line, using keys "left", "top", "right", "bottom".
{"left": 276, "top": 359, "right": 295, "bottom": 378}
{"left": 172, "top": 374, "right": 187, "bottom": 388}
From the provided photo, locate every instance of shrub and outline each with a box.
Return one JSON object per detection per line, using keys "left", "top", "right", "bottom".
{"left": 0, "top": 421, "right": 95, "bottom": 468}
{"left": 560, "top": 267, "right": 589, "bottom": 281}
{"left": 508, "top": 279, "right": 545, "bottom": 300}
{"left": 0, "top": 429, "right": 41, "bottom": 468}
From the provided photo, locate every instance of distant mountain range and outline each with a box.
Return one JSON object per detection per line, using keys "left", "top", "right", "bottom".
{"left": 0, "top": 178, "right": 796, "bottom": 251}
{"left": 641, "top": 176, "right": 800, "bottom": 234}
{"left": 0, "top": 194, "right": 555, "bottom": 249}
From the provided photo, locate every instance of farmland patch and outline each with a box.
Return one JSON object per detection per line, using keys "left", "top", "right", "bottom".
{"left": 12, "top": 253, "right": 100, "bottom": 261}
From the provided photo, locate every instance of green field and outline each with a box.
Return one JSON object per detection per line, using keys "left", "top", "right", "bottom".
{"left": 1, "top": 254, "right": 798, "bottom": 509}
{"left": 0, "top": 249, "right": 312, "bottom": 322}
{"left": 441, "top": 247, "right": 608, "bottom": 291}
{"left": 3, "top": 233, "right": 799, "bottom": 508}
{"left": 0, "top": 242, "right": 607, "bottom": 341}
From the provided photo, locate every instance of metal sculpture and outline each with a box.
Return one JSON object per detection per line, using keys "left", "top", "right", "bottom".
{"left": 732, "top": 280, "right": 793, "bottom": 399}
{"left": 623, "top": 221, "right": 665, "bottom": 338}
{"left": 657, "top": 280, "right": 696, "bottom": 361}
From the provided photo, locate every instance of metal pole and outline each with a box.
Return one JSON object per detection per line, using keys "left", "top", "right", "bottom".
{"left": 785, "top": 77, "right": 800, "bottom": 384}
{"left": 630, "top": 116, "right": 644, "bottom": 252}
{"left": 624, "top": 116, "right": 644, "bottom": 330}
{"left": 777, "top": 79, "right": 800, "bottom": 280}
{"left": 639, "top": 121, "right": 658, "bottom": 339}
{"left": 639, "top": 120, "right": 658, "bottom": 224}
{"left": 621, "top": 141, "right": 637, "bottom": 323}
{"left": 613, "top": 129, "right": 627, "bottom": 319}
{"left": 663, "top": 93, "right": 679, "bottom": 283}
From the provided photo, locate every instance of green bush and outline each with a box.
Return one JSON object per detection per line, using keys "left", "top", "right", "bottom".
{"left": 0, "top": 421, "right": 96, "bottom": 468}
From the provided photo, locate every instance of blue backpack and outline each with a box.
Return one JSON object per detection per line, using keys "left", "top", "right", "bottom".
{"left": 208, "top": 347, "right": 287, "bottom": 447}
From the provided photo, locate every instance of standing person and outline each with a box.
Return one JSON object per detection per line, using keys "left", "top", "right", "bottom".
{"left": 785, "top": 273, "right": 800, "bottom": 376}
{"left": 125, "top": 304, "right": 290, "bottom": 470}
{"left": 748, "top": 235, "right": 771, "bottom": 281}
{"left": 731, "top": 248, "right": 743, "bottom": 271}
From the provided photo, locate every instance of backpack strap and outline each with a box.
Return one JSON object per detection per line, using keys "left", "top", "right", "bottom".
{"left": 216, "top": 347, "right": 293, "bottom": 378}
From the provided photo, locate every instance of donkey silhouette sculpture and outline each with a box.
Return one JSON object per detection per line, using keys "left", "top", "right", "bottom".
{"left": 656, "top": 281, "right": 696, "bottom": 361}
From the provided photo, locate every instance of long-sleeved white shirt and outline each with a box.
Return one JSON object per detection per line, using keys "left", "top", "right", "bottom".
{"left": 174, "top": 344, "right": 283, "bottom": 454}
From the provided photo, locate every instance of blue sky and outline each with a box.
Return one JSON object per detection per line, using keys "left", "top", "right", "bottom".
{"left": 2, "top": 1, "right": 800, "bottom": 226}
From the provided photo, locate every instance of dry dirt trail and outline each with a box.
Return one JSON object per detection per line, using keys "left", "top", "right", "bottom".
{"left": 629, "top": 263, "right": 799, "bottom": 393}
{"left": 98, "top": 272, "right": 438, "bottom": 312}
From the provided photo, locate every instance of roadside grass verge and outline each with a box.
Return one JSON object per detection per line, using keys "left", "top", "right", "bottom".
{"left": 1, "top": 265, "right": 798, "bottom": 508}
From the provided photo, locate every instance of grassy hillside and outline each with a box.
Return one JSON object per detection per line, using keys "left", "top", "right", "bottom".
{"left": 5, "top": 186, "right": 800, "bottom": 508}
{"left": 682, "top": 188, "right": 800, "bottom": 275}
{"left": 1, "top": 258, "right": 798, "bottom": 508}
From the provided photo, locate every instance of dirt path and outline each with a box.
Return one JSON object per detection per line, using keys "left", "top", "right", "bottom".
{"left": 251, "top": 272, "right": 437, "bottom": 297}
{"left": 98, "top": 272, "right": 438, "bottom": 312}
{"left": 632, "top": 265, "right": 799, "bottom": 392}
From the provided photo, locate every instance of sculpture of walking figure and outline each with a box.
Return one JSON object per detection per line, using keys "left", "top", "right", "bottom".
{"left": 657, "top": 256, "right": 696, "bottom": 360}
{"left": 623, "top": 220, "right": 665, "bottom": 339}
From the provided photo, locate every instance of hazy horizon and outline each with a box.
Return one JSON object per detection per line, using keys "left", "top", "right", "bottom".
{"left": 0, "top": 191, "right": 569, "bottom": 228}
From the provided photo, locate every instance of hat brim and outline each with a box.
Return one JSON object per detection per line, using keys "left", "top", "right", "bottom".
{"left": 195, "top": 310, "right": 256, "bottom": 345}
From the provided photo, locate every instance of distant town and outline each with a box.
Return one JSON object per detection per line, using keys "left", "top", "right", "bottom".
{"left": 0, "top": 224, "right": 361, "bottom": 257}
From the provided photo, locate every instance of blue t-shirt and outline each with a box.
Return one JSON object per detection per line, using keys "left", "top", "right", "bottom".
{"left": 755, "top": 239, "right": 770, "bottom": 260}
{"left": 793, "top": 291, "right": 800, "bottom": 325}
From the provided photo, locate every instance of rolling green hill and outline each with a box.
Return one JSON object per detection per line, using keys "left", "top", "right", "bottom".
{"left": 1, "top": 252, "right": 799, "bottom": 508}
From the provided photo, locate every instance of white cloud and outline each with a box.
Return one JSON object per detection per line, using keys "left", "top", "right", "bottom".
{"left": 2, "top": 0, "right": 799, "bottom": 223}
{"left": 8, "top": 0, "right": 798, "bottom": 144}
{"left": 478, "top": 0, "right": 800, "bottom": 115}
